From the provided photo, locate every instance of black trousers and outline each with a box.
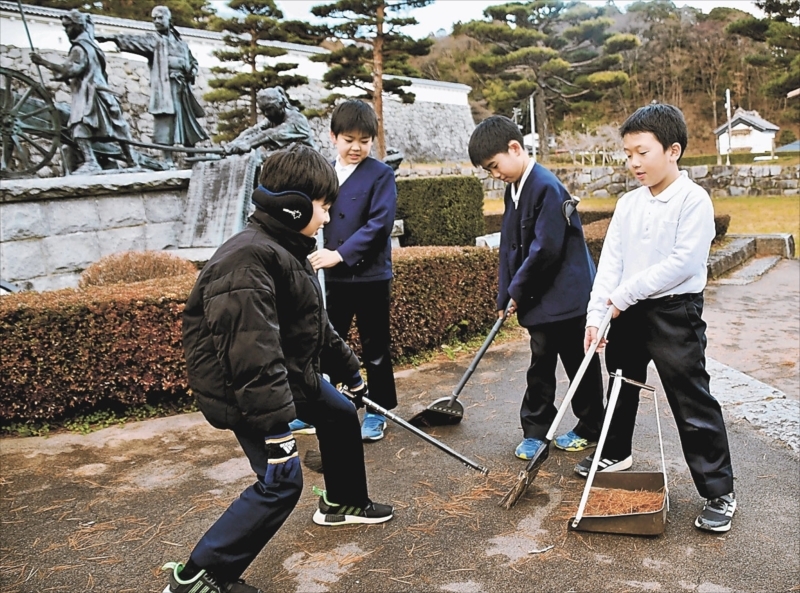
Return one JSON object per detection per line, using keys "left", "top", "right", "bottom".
{"left": 326, "top": 280, "right": 398, "bottom": 410}
{"left": 603, "top": 293, "right": 734, "bottom": 499}
{"left": 520, "top": 314, "right": 605, "bottom": 442}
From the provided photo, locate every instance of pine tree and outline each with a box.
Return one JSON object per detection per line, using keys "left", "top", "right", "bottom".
{"left": 459, "top": 0, "right": 639, "bottom": 159}
{"left": 24, "top": 0, "right": 215, "bottom": 29}
{"left": 307, "top": 0, "right": 434, "bottom": 158}
{"left": 204, "top": 0, "right": 311, "bottom": 142}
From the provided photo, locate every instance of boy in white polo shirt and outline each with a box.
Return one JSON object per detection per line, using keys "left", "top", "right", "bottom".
{"left": 581, "top": 103, "right": 736, "bottom": 533}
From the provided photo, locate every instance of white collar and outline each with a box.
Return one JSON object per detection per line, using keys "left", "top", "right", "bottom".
{"left": 511, "top": 159, "right": 535, "bottom": 209}
{"left": 650, "top": 170, "right": 688, "bottom": 203}
{"left": 335, "top": 157, "right": 358, "bottom": 172}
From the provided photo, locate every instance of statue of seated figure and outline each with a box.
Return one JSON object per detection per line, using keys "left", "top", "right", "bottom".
{"left": 224, "top": 87, "right": 316, "bottom": 155}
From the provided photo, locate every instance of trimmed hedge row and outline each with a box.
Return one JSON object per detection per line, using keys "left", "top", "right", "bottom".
{"left": 396, "top": 176, "right": 485, "bottom": 246}
{"left": 0, "top": 247, "right": 499, "bottom": 423}
{"left": 484, "top": 209, "right": 614, "bottom": 235}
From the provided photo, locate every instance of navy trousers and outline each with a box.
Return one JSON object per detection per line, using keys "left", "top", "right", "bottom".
{"left": 520, "top": 314, "right": 605, "bottom": 442}
{"left": 294, "top": 378, "right": 370, "bottom": 506}
{"left": 602, "top": 293, "right": 734, "bottom": 499}
{"left": 189, "top": 425, "right": 302, "bottom": 582}
{"left": 325, "top": 280, "right": 398, "bottom": 410}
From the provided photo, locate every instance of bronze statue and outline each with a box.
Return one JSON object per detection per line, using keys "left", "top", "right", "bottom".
{"left": 30, "top": 10, "right": 136, "bottom": 175}
{"left": 224, "top": 87, "right": 316, "bottom": 155}
{"left": 96, "top": 5, "right": 208, "bottom": 168}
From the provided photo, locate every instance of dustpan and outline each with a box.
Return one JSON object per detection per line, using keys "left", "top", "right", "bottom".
{"left": 568, "top": 371, "right": 669, "bottom": 537}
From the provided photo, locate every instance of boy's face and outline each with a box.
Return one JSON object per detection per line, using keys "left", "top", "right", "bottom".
{"left": 623, "top": 131, "right": 681, "bottom": 195}
{"left": 330, "top": 130, "right": 373, "bottom": 166}
{"left": 479, "top": 140, "right": 529, "bottom": 185}
{"left": 300, "top": 198, "right": 331, "bottom": 238}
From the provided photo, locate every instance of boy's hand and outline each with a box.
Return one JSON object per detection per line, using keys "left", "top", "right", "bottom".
{"left": 584, "top": 326, "right": 607, "bottom": 354}
{"left": 606, "top": 299, "right": 621, "bottom": 319}
{"left": 500, "top": 299, "right": 517, "bottom": 318}
{"left": 308, "top": 249, "right": 342, "bottom": 271}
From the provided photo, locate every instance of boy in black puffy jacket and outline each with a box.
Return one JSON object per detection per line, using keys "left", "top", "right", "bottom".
{"left": 163, "top": 144, "right": 393, "bottom": 593}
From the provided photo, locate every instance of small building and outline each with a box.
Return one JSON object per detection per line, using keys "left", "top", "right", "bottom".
{"left": 714, "top": 108, "right": 779, "bottom": 155}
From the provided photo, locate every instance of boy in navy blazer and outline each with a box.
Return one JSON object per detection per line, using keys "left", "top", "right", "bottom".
{"left": 468, "top": 115, "right": 605, "bottom": 461}
{"left": 307, "top": 100, "right": 398, "bottom": 442}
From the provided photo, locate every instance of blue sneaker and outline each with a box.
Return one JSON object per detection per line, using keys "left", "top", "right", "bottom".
{"left": 553, "top": 430, "right": 598, "bottom": 452}
{"left": 361, "top": 412, "right": 387, "bottom": 442}
{"left": 515, "top": 437, "right": 546, "bottom": 460}
{"left": 289, "top": 419, "right": 316, "bottom": 435}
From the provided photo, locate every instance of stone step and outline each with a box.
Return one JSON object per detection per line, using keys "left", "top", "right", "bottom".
{"left": 715, "top": 255, "right": 782, "bottom": 285}
{"left": 707, "top": 236, "right": 757, "bottom": 279}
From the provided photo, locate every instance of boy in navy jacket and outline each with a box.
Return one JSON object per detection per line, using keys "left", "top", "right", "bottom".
{"left": 307, "top": 100, "right": 398, "bottom": 442}
{"left": 468, "top": 115, "right": 605, "bottom": 461}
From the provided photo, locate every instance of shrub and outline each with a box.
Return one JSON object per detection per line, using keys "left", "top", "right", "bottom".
{"left": 0, "top": 248, "right": 499, "bottom": 424}
{"left": 484, "top": 209, "right": 613, "bottom": 236}
{"left": 397, "top": 176, "right": 485, "bottom": 246}
{"left": 79, "top": 251, "right": 197, "bottom": 289}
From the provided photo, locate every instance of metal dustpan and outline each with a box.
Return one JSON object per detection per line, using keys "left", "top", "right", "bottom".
{"left": 568, "top": 372, "right": 670, "bottom": 537}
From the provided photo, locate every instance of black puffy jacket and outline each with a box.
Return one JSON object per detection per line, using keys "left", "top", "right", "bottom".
{"left": 182, "top": 210, "right": 361, "bottom": 434}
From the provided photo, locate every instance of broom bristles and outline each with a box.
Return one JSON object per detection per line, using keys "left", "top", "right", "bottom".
{"left": 498, "top": 470, "right": 532, "bottom": 510}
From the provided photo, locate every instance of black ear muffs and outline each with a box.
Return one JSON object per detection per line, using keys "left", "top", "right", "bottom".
{"left": 252, "top": 185, "right": 313, "bottom": 231}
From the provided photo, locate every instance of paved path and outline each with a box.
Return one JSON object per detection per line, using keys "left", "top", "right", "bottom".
{"left": 1, "top": 261, "right": 798, "bottom": 593}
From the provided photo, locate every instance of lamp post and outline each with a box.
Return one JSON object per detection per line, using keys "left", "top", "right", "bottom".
{"left": 725, "top": 88, "right": 733, "bottom": 166}
{"left": 530, "top": 93, "right": 536, "bottom": 162}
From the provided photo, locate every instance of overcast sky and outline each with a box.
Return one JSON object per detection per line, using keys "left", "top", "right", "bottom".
{"left": 253, "top": 0, "right": 764, "bottom": 39}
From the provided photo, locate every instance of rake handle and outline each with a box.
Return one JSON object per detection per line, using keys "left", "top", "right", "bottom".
{"left": 450, "top": 303, "right": 512, "bottom": 404}
{"left": 362, "top": 396, "right": 489, "bottom": 475}
{"left": 544, "top": 308, "right": 613, "bottom": 441}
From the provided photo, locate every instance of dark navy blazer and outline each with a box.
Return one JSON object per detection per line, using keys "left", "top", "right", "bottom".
{"left": 323, "top": 156, "right": 397, "bottom": 283}
{"left": 498, "top": 163, "right": 596, "bottom": 328}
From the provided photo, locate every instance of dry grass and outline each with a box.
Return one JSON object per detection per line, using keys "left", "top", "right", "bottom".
{"left": 582, "top": 487, "right": 665, "bottom": 516}
{"left": 79, "top": 251, "right": 197, "bottom": 288}
{"left": 487, "top": 196, "right": 799, "bottom": 243}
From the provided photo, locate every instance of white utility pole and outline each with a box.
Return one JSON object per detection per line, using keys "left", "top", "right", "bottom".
{"left": 725, "top": 88, "right": 733, "bottom": 166}
{"left": 530, "top": 93, "right": 536, "bottom": 162}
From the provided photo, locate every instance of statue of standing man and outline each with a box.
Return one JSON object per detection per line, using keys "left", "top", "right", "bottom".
{"left": 96, "top": 6, "right": 208, "bottom": 167}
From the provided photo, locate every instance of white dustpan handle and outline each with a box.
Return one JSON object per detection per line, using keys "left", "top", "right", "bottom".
{"left": 573, "top": 368, "right": 623, "bottom": 529}
{"left": 652, "top": 384, "right": 669, "bottom": 511}
{"left": 546, "top": 308, "right": 614, "bottom": 441}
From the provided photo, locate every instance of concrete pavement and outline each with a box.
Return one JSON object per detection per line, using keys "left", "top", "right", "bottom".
{"left": 1, "top": 261, "right": 798, "bottom": 593}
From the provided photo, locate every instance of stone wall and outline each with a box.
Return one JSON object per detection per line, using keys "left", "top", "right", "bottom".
{"left": 0, "top": 44, "right": 474, "bottom": 166}
{"left": 400, "top": 163, "right": 800, "bottom": 201}
{"left": 1, "top": 171, "right": 191, "bottom": 291}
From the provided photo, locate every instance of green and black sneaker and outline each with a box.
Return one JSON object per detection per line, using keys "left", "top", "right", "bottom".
{"left": 311, "top": 486, "right": 394, "bottom": 526}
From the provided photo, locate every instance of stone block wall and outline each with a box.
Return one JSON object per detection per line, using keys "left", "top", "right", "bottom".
{"left": 1, "top": 171, "right": 191, "bottom": 291}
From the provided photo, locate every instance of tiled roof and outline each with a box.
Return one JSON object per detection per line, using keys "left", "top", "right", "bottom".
{"left": 714, "top": 108, "right": 779, "bottom": 135}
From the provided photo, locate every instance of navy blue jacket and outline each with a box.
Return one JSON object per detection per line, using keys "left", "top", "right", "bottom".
{"left": 323, "top": 157, "right": 397, "bottom": 283}
{"left": 498, "top": 163, "right": 596, "bottom": 328}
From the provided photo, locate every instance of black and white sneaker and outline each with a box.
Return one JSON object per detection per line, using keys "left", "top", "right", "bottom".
{"left": 161, "top": 562, "right": 263, "bottom": 593}
{"left": 695, "top": 492, "right": 736, "bottom": 533}
{"left": 574, "top": 452, "right": 633, "bottom": 478}
{"left": 311, "top": 488, "right": 394, "bottom": 526}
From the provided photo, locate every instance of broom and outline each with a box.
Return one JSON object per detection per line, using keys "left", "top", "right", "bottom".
{"left": 499, "top": 308, "right": 613, "bottom": 510}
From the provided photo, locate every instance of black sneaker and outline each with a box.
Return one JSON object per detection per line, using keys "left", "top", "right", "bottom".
{"left": 161, "top": 562, "right": 263, "bottom": 593}
{"left": 695, "top": 492, "right": 736, "bottom": 533}
{"left": 574, "top": 452, "right": 633, "bottom": 478}
{"left": 311, "top": 487, "right": 394, "bottom": 526}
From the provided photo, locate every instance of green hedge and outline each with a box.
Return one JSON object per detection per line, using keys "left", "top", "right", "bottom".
{"left": 0, "top": 247, "right": 499, "bottom": 423}
{"left": 484, "top": 210, "right": 613, "bottom": 235}
{"left": 396, "top": 176, "right": 485, "bottom": 246}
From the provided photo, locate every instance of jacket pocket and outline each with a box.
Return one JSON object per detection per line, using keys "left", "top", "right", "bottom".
{"left": 654, "top": 220, "right": 679, "bottom": 256}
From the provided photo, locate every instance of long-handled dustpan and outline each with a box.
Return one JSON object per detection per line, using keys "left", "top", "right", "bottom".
{"left": 409, "top": 304, "right": 512, "bottom": 427}
{"left": 568, "top": 372, "right": 669, "bottom": 536}
{"left": 499, "top": 308, "right": 614, "bottom": 510}
{"left": 361, "top": 395, "right": 489, "bottom": 475}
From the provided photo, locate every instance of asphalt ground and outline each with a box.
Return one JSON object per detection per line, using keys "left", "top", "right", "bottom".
{"left": 1, "top": 260, "right": 798, "bottom": 593}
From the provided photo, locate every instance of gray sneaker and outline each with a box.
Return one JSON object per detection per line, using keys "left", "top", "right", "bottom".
{"left": 694, "top": 492, "right": 736, "bottom": 533}
{"left": 161, "top": 562, "right": 263, "bottom": 593}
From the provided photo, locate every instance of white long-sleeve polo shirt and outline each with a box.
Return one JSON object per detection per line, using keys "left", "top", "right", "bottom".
{"left": 586, "top": 171, "right": 716, "bottom": 328}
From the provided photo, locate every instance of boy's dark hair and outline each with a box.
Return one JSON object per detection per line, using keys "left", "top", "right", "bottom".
{"left": 619, "top": 103, "right": 688, "bottom": 159}
{"left": 258, "top": 143, "right": 338, "bottom": 205}
{"left": 330, "top": 100, "right": 379, "bottom": 139}
{"left": 468, "top": 115, "right": 525, "bottom": 166}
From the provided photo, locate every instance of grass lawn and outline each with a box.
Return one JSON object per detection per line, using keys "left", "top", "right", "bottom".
{"left": 487, "top": 196, "right": 800, "bottom": 242}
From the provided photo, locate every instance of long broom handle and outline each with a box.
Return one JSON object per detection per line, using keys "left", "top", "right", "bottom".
{"left": 450, "top": 302, "right": 513, "bottom": 403}
{"left": 572, "top": 368, "right": 624, "bottom": 528}
{"left": 545, "top": 307, "right": 614, "bottom": 441}
{"left": 362, "top": 396, "right": 489, "bottom": 475}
